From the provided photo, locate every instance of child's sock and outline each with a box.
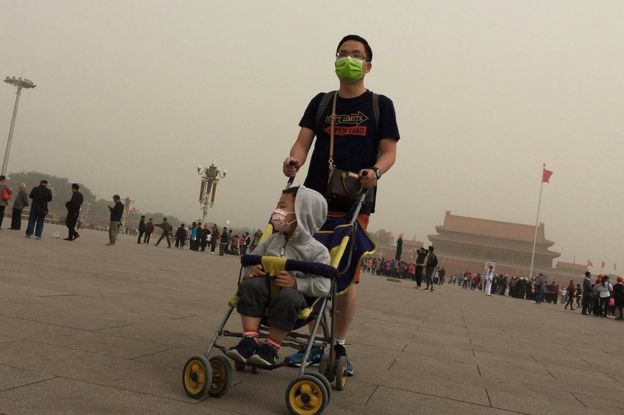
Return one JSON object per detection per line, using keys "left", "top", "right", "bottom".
{"left": 243, "top": 331, "right": 259, "bottom": 343}
{"left": 267, "top": 336, "right": 282, "bottom": 351}
{"left": 334, "top": 339, "right": 346, "bottom": 346}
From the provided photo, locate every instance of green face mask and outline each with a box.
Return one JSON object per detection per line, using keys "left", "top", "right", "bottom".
{"left": 335, "top": 56, "right": 365, "bottom": 83}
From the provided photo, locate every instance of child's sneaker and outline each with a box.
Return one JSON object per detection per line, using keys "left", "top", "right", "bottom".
{"left": 248, "top": 343, "right": 279, "bottom": 367}
{"left": 226, "top": 336, "right": 257, "bottom": 364}
{"left": 284, "top": 345, "right": 324, "bottom": 367}
{"left": 334, "top": 344, "right": 354, "bottom": 377}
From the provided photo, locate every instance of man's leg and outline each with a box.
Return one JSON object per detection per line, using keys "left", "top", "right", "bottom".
{"left": 34, "top": 214, "right": 45, "bottom": 238}
{"left": 0, "top": 205, "right": 5, "bottom": 228}
{"left": 25, "top": 210, "right": 36, "bottom": 236}
{"left": 335, "top": 284, "right": 357, "bottom": 341}
{"left": 155, "top": 233, "right": 164, "bottom": 246}
{"left": 112, "top": 221, "right": 121, "bottom": 244}
{"left": 166, "top": 234, "right": 171, "bottom": 248}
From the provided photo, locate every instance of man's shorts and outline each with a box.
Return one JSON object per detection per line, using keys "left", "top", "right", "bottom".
{"left": 328, "top": 212, "right": 370, "bottom": 284}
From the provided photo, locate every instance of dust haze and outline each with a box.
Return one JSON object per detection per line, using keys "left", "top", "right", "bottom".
{"left": 1, "top": 0, "right": 623, "bottom": 270}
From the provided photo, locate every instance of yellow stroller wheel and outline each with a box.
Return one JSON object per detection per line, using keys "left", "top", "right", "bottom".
{"left": 182, "top": 355, "right": 211, "bottom": 399}
{"left": 285, "top": 374, "right": 329, "bottom": 415}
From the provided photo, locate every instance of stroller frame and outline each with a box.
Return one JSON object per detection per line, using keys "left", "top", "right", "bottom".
{"left": 182, "top": 192, "right": 369, "bottom": 415}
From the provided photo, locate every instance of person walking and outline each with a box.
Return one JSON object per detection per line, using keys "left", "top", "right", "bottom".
{"left": 25, "top": 180, "right": 52, "bottom": 239}
{"left": 210, "top": 224, "right": 219, "bottom": 254}
{"left": 534, "top": 273, "right": 546, "bottom": 304}
{"left": 154, "top": 218, "right": 173, "bottom": 248}
{"left": 0, "top": 175, "right": 12, "bottom": 229}
{"left": 484, "top": 264, "right": 495, "bottom": 296}
{"left": 9, "top": 183, "right": 28, "bottom": 230}
{"left": 414, "top": 247, "right": 426, "bottom": 288}
{"left": 64, "top": 183, "right": 83, "bottom": 241}
{"left": 106, "top": 195, "right": 124, "bottom": 246}
{"left": 598, "top": 276, "right": 613, "bottom": 318}
{"left": 175, "top": 224, "right": 187, "bottom": 248}
{"left": 137, "top": 215, "right": 146, "bottom": 244}
{"left": 424, "top": 246, "right": 438, "bottom": 291}
{"left": 581, "top": 271, "right": 592, "bottom": 315}
{"left": 219, "top": 226, "right": 229, "bottom": 256}
{"left": 144, "top": 218, "right": 154, "bottom": 244}
{"left": 189, "top": 222, "right": 199, "bottom": 251}
{"left": 563, "top": 280, "right": 576, "bottom": 310}
{"left": 200, "top": 224, "right": 210, "bottom": 252}
{"left": 613, "top": 277, "right": 624, "bottom": 320}
{"left": 282, "top": 34, "right": 399, "bottom": 372}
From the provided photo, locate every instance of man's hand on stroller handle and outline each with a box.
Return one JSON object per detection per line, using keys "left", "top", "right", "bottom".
{"left": 283, "top": 158, "right": 300, "bottom": 177}
{"left": 359, "top": 169, "right": 377, "bottom": 189}
{"left": 275, "top": 271, "right": 297, "bottom": 288}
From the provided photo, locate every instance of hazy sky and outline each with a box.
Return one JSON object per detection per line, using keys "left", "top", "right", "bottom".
{"left": 2, "top": 1, "right": 623, "bottom": 270}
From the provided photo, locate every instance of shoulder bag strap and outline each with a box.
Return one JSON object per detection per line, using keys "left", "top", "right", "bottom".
{"left": 315, "top": 91, "right": 336, "bottom": 130}
{"left": 328, "top": 91, "right": 338, "bottom": 169}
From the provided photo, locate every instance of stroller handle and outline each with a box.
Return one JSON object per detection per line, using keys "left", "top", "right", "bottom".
{"left": 241, "top": 254, "right": 338, "bottom": 280}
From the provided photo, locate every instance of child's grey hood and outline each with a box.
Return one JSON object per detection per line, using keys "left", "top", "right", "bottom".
{"left": 292, "top": 186, "right": 327, "bottom": 242}
{"left": 248, "top": 186, "right": 331, "bottom": 298}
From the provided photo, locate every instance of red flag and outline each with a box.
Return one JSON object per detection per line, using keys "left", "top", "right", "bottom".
{"left": 601, "top": 260, "right": 606, "bottom": 269}
{"left": 587, "top": 259, "right": 593, "bottom": 267}
{"left": 542, "top": 168, "right": 553, "bottom": 183}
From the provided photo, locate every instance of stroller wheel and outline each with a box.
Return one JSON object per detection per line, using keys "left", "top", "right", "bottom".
{"left": 318, "top": 354, "right": 334, "bottom": 382}
{"left": 234, "top": 360, "right": 246, "bottom": 372}
{"left": 182, "top": 355, "right": 212, "bottom": 399}
{"left": 306, "top": 372, "right": 331, "bottom": 404}
{"left": 334, "top": 356, "right": 348, "bottom": 391}
{"left": 285, "top": 374, "right": 329, "bottom": 415}
{"left": 208, "top": 356, "right": 233, "bottom": 398}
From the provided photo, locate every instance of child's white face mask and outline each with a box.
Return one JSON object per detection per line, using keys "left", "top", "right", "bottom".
{"left": 271, "top": 208, "right": 295, "bottom": 233}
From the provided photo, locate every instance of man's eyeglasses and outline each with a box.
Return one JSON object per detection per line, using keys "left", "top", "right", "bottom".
{"left": 336, "top": 51, "right": 367, "bottom": 60}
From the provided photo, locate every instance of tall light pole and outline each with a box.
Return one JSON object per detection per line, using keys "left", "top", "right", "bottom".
{"left": 197, "top": 163, "right": 227, "bottom": 224}
{"left": 2, "top": 76, "right": 36, "bottom": 176}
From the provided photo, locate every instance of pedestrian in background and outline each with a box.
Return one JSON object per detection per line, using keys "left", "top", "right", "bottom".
{"left": 0, "top": 175, "right": 12, "bottom": 229}
{"left": 155, "top": 218, "right": 173, "bottom": 248}
{"left": 144, "top": 218, "right": 154, "bottom": 244}
{"left": 64, "top": 183, "right": 83, "bottom": 241}
{"left": 10, "top": 183, "right": 28, "bottom": 230}
{"left": 26, "top": 180, "right": 52, "bottom": 239}
{"left": 564, "top": 280, "right": 575, "bottom": 310}
{"left": 106, "top": 195, "right": 124, "bottom": 246}
{"left": 137, "top": 215, "right": 146, "bottom": 244}
{"left": 613, "top": 277, "right": 624, "bottom": 320}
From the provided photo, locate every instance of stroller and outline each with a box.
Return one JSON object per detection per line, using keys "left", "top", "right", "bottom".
{"left": 182, "top": 189, "right": 374, "bottom": 415}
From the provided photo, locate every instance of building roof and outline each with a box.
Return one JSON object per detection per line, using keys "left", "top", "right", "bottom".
{"left": 436, "top": 211, "right": 552, "bottom": 244}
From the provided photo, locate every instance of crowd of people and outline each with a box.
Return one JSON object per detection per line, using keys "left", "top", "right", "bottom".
{"left": 360, "top": 248, "right": 624, "bottom": 322}
{"left": 0, "top": 175, "right": 266, "bottom": 253}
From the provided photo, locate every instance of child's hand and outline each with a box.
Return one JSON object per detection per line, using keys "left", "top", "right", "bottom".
{"left": 250, "top": 265, "right": 266, "bottom": 278}
{"left": 275, "top": 271, "right": 297, "bottom": 288}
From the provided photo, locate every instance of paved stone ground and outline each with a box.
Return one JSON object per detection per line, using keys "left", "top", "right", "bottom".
{"left": 1, "top": 224, "right": 624, "bottom": 415}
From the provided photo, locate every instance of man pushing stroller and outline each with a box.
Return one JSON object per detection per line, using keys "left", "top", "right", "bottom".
{"left": 226, "top": 186, "right": 331, "bottom": 367}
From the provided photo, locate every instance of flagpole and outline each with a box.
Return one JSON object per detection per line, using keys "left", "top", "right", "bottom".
{"left": 528, "top": 163, "right": 545, "bottom": 280}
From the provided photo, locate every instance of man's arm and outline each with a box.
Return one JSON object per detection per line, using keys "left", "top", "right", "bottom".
{"left": 360, "top": 138, "right": 398, "bottom": 189}
{"left": 283, "top": 127, "right": 315, "bottom": 177}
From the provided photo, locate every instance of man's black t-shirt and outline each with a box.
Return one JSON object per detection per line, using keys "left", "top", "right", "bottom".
{"left": 299, "top": 90, "right": 400, "bottom": 214}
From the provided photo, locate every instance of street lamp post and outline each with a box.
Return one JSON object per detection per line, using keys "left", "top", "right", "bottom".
{"left": 2, "top": 76, "right": 36, "bottom": 176}
{"left": 197, "top": 163, "right": 227, "bottom": 224}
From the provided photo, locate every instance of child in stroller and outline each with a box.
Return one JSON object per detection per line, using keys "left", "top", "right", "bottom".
{"left": 226, "top": 185, "right": 331, "bottom": 367}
